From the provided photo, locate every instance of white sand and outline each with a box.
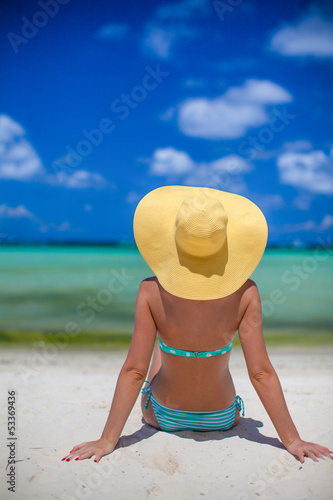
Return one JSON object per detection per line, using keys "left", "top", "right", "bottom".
{"left": 1, "top": 345, "right": 333, "bottom": 500}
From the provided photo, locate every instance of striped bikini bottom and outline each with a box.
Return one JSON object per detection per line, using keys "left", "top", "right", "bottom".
{"left": 141, "top": 381, "right": 244, "bottom": 432}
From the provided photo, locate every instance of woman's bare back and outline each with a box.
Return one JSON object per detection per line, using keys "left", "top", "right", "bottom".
{"left": 142, "top": 276, "right": 253, "bottom": 412}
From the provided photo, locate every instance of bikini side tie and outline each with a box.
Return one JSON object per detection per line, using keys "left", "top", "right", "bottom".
{"left": 141, "top": 381, "right": 152, "bottom": 410}
{"left": 235, "top": 395, "right": 245, "bottom": 416}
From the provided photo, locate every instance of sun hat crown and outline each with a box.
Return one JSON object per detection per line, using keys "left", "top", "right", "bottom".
{"left": 175, "top": 194, "right": 228, "bottom": 258}
{"left": 133, "top": 186, "right": 268, "bottom": 300}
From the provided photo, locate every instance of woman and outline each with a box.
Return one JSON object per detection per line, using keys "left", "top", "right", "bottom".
{"left": 62, "top": 186, "right": 333, "bottom": 464}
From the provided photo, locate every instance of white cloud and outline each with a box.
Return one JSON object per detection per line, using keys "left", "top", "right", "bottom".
{"left": 321, "top": 215, "right": 333, "bottom": 230}
{"left": 247, "top": 194, "right": 285, "bottom": 212}
{"left": 96, "top": 23, "right": 129, "bottom": 39}
{"left": 0, "top": 114, "right": 112, "bottom": 190}
{"left": 149, "top": 147, "right": 251, "bottom": 192}
{"left": 39, "top": 221, "right": 71, "bottom": 232}
{"left": 184, "top": 165, "right": 248, "bottom": 193}
{"left": 142, "top": 24, "right": 197, "bottom": 58}
{"left": 46, "top": 168, "right": 112, "bottom": 190}
{"left": 282, "top": 215, "right": 333, "bottom": 233}
{"left": 0, "top": 203, "right": 76, "bottom": 236}
{"left": 125, "top": 191, "right": 142, "bottom": 204}
{"left": 150, "top": 147, "right": 194, "bottom": 175}
{"left": 143, "top": 26, "right": 177, "bottom": 58}
{"left": 277, "top": 149, "right": 333, "bottom": 194}
{"left": 177, "top": 79, "right": 292, "bottom": 139}
{"left": 252, "top": 149, "right": 279, "bottom": 160}
{"left": 0, "top": 115, "right": 44, "bottom": 180}
{"left": 269, "top": 15, "right": 333, "bottom": 58}
{"left": 293, "top": 192, "right": 314, "bottom": 211}
{"left": 56, "top": 170, "right": 108, "bottom": 189}
{"left": 0, "top": 204, "right": 37, "bottom": 219}
{"left": 224, "top": 79, "right": 292, "bottom": 104}
{"left": 249, "top": 139, "right": 314, "bottom": 163}
{"left": 209, "top": 154, "right": 251, "bottom": 174}
{"left": 53, "top": 221, "right": 71, "bottom": 232}
{"left": 178, "top": 98, "right": 268, "bottom": 139}
{"left": 183, "top": 78, "right": 206, "bottom": 88}
{"left": 282, "top": 140, "right": 313, "bottom": 151}
{"left": 160, "top": 107, "right": 176, "bottom": 121}
{"left": 142, "top": 0, "right": 204, "bottom": 59}
{"left": 39, "top": 221, "right": 72, "bottom": 233}
{"left": 0, "top": 115, "right": 24, "bottom": 141}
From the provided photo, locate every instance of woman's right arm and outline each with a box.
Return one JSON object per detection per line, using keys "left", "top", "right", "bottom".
{"left": 238, "top": 281, "right": 333, "bottom": 463}
{"left": 61, "top": 280, "right": 157, "bottom": 463}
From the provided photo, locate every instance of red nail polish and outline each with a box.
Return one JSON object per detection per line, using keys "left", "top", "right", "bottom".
{"left": 75, "top": 458, "right": 79, "bottom": 460}
{"left": 66, "top": 458, "right": 70, "bottom": 461}
{"left": 94, "top": 460, "right": 97, "bottom": 462}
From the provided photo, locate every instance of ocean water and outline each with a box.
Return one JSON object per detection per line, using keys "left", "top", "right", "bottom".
{"left": 0, "top": 245, "right": 332, "bottom": 341}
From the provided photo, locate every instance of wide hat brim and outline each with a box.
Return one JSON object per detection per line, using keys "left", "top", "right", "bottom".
{"left": 133, "top": 186, "right": 268, "bottom": 300}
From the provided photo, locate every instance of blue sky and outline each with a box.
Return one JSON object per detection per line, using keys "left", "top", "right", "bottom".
{"left": 0, "top": 0, "right": 332, "bottom": 245}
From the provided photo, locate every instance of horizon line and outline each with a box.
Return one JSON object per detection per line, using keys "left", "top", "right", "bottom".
{"left": 0, "top": 240, "right": 332, "bottom": 250}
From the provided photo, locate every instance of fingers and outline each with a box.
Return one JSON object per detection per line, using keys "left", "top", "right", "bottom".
{"left": 320, "top": 446, "right": 333, "bottom": 458}
{"left": 70, "top": 445, "right": 80, "bottom": 452}
{"left": 61, "top": 443, "right": 104, "bottom": 462}
{"left": 71, "top": 450, "right": 96, "bottom": 461}
{"left": 292, "top": 441, "right": 333, "bottom": 464}
{"left": 68, "top": 442, "right": 86, "bottom": 454}
{"left": 303, "top": 444, "right": 333, "bottom": 463}
{"left": 298, "top": 450, "right": 319, "bottom": 464}
{"left": 306, "top": 451, "right": 319, "bottom": 462}
{"left": 62, "top": 451, "right": 97, "bottom": 462}
{"left": 298, "top": 451, "right": 305, "bottom": 464}
{"left": 309, "top": 444, "right": 333, "bottom": 460}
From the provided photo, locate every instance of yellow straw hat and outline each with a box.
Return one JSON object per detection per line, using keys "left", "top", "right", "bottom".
{"left": 133, "top": 186, "right": 268, "bottom": 300}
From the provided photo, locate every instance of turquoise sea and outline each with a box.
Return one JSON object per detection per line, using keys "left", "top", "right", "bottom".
{"left": 0, "top": 245, "right": 332, "bottom": 345}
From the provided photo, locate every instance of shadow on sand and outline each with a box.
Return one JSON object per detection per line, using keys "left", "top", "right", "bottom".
{"left": 115, "top": 416, "right": 285, "bottom": 451}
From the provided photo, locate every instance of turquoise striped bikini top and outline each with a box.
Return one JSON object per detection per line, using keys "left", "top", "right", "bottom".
{"left": 158, "top": 337, "right": 234, "bottom": 358}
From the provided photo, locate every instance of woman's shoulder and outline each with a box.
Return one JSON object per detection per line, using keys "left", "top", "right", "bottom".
{"left": 138, "top": 277, "right": 159, "bottom": 295}
{"left": 141, "top": 276, "right": 158, "bottom": 286}
{"left": 137, "top": 278, "right": 161, "bottom": 307}
{"left": 242, "top": 278, "right": 258, "bottom": 293}
{"left": 238, "top": 279, "right": 261, "bottom": 307}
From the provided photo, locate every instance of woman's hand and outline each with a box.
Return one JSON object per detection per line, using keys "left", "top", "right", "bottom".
{"left": 285, "top": 438, "right": 333, "bottom": 464}
{"left": 61, "top": 437, "right": 117, "bottom": 463}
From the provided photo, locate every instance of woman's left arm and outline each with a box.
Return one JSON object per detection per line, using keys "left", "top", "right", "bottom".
{"left": 62, "top": 280, "right": 157, "bottom": 462}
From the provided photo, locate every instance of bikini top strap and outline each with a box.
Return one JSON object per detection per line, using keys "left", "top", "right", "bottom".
{"left": 158, "top": 338, "right": 234, "bottom": 358}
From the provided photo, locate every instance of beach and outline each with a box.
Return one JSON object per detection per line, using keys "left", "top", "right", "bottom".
{"left": 1, "top": 345, "right": 333, "bottom": 500}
